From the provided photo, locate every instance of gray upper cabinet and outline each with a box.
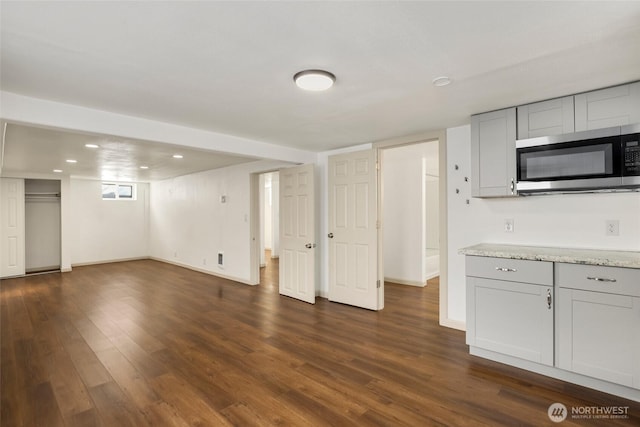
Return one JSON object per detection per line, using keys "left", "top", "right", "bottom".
{"left": 517, "top": 96, "right": 575, "bottom": 139}
{"left": 575, "top": 81, "right": 640, "bottom": 131}
{"left": 471, "top": 108, "right": 517, "bottom": 198}
{"left": 471, "top": 81, "right": 639, "bottom": 199}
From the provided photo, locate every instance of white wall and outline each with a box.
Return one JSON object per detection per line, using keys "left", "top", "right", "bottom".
{"left": 263, "top": 175, "right": 273, "bottom": 250}
{"left": 270, "top": 172, "right": 280, "bottom": 258}
{"left": 447, "top": 124, "right": 640, "bottom": 325}
{"left": 382, "top": 141, "right": 440, "bottom": 285}
{"left": 382, "top": 144, "right": 425, "bottom": 285}
{"left": 260, "top": 171, "right": 280, "bottom": 257}
{"left": 425, "top": 176, "right": 439, "bottom": 250}
{"left": 69, "top": 179, "right": 150, "bottom": 265}
{"left": 149, "top": 160, "right": 291, "bottom": 284}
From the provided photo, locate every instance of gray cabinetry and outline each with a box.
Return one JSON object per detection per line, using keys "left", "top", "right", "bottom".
{"left": 470, "top": 108, "right": 517, "bottom": 198}
{"left": 557, "top": 263, "right": 640, "bottom": 389}
{"left": 575, "top": 81, "right": 640, "bottom": 131}
{"left": 466, "top": 256, "right": 554, "bottom": 365}
{"left": 517, "top": 96, "right": 575, "bottom": 139}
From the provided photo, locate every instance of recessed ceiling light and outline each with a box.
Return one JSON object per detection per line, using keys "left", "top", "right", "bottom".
{"left": 140, "top": 165, "right": 149, "bottom": 169}
{"left": 53, "top": 169, "right": 63, "bottom": 173}
{"left": 294, "top": 69, "right": 336, "bottom": 91}
{"left": 85, "top": 144, "right": 99, "bottom": 148}
{"left": 432, "top": 76, "right": 452, "bottom": 87}
{"left": 66, "top": 159, "right": 77, "bottom": 163}
{"left": 172, "top": 154, "right": 183, "bottom": 159}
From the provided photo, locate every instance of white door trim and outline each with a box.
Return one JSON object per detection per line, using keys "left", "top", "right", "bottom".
{"left": 373, "top": 129, "right": 462, "bottom": 330}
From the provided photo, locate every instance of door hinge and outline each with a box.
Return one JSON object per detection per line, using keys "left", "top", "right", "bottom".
{"left": 376, "top": 220, "right": 381, "bottom": 229}
{"left": 376, "top": 161, "right": 380, "bottom": 171}
{"left": 376, "top": 279, "right": 381, "bottom": 288}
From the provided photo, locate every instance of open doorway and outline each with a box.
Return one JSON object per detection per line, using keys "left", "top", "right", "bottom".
{"left": 25, "top": 179, "right": 61, "bottom": 274}
{"left": 381, "top": 140, "right": 440, "bottom": 287}
{"left": 251, "top": 171, "right": 280, "bottom": 286}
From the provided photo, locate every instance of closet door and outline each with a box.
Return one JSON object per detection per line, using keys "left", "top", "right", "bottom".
{"left": 0, "top": 178, "right": 26, "bottom": 278}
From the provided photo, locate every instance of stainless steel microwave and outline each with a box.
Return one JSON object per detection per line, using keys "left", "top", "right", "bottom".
{"left": 516, "top": 124, "right": 640, "bottom": 194}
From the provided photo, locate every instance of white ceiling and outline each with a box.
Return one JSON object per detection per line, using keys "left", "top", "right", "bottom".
{"left": 0, "top": 123, "right": 257, "bottom": 182}
{"left": 1, "top": 1, "right": 640, "bottom": 179}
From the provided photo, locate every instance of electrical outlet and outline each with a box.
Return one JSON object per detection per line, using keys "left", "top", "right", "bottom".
{"left": 504, "top": 218, "right": 514, "bottom": 233}
{"left": 606, "top": 220, "right": 619, "bottom": 236}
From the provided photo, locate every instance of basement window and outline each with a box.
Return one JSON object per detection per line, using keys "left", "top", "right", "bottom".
{"left": 102, "top": 183, "right": 136, "bottom": 200}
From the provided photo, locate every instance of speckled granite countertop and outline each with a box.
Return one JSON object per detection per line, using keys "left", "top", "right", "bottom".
{"left": 459, "top": 243, "right": 640, "bottom": 269}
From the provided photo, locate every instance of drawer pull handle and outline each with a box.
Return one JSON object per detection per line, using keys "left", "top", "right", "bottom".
{"left": 547, "top": 289, "right": 552, "bottom": 310}
{"left": 495, "top": 267, "right": 517, "bottom": 272}
{"left": 586, "top": 276, "right": 617, "bottom": 283}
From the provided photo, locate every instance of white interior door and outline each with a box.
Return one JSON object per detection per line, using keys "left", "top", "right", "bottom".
{"left": 279, "top": 164, "right": 316, "bottom": 304}
{"left": 328, "top": 149, "right": 381, "bottom": 310}
{"left": 1, "top": 178, "right": 26, "bottom": 278}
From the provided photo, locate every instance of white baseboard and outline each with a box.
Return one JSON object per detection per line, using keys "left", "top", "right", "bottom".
{"left": 71, "top": 256, "right": 150, "bottom": 267}
{"left": 384, "top": 276, "right": 426, "bottom": 287}
{"left": 439, "top": 317, "right": 466, "bottom": 331}
{"left": 149, "top": 257, "right": 257, "bottom": 286}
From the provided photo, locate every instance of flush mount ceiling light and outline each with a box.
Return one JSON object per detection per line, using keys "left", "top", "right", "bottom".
{"left": 294, "top": 69, "right": 336, "bottom": 91}
{"left": 172, "top": 154, "right": 183, "bottom": 159}
{"left": 85, "top": 143, "right": 99, "bottom": 148}
{"left": 66, "top": 159, "right": 77, "bottom": 163}
{"left": 432, "top": 76, "right": 452, "bottom": 87}
{"left": 140, "top": 165, "right": 149, "bottom": 169}
{"left": 53, "top": 169, "right": 63, "bottom": 173}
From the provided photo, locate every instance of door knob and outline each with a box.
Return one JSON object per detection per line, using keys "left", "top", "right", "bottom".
{"left": 327, "top": 233, "right": 334, "bottom": 238}
{"left": 305, "top": 243, "right": 316, "bottom": 249}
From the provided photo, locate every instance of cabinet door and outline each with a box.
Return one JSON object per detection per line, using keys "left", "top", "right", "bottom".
{"left": 517, "top": 96, "right": 575, "bottom": 139}
{"left": 467, "top": 277, "right": 553, "bottom": 365}
{"left": 471, "top": 108, "right": 517, "bottom": 198}
{"left": 558, "top": 288, "right": 640, "bottom": 389}
{"left": 575, "top": 82, "right": 640, "bottom": 131}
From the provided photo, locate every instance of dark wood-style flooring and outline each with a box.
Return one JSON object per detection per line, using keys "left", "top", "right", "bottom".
{"left": 1, "top": 255, "right": 639, "bottom": 426}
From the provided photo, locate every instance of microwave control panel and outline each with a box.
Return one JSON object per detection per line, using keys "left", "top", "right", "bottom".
{"left": 624, "top": 138, "right": 640, "bottom": 173}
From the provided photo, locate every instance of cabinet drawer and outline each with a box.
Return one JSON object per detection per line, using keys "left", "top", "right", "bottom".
{"left": 556, "top": 263, "right": 640, "bottom": 297}
{"left": 466, "top": 256, "right": 553, "bottom": 285}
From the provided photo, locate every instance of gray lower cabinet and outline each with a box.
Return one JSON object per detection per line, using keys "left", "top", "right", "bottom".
{"left": 466, "top": 256, "right": 554, "bottom": 365}
{"left": 557, "top": 263, "right": 640, "bottom": 390}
